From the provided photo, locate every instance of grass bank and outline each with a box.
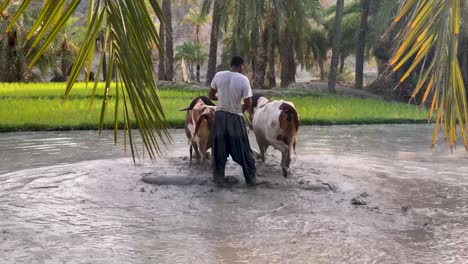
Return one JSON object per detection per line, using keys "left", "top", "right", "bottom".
{"left": 0, "top": 83, "right": 429, "bottom": 132}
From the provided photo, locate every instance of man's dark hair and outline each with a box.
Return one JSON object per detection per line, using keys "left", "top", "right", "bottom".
{"left": 230, "top": 56, "right": 244, "bottom": 67}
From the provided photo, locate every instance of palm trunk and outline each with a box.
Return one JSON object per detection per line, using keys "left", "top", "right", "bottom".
{"left": 206, "top": 0, "right": 224, "bottom": 86}
{"left": 60, "top": 58, "right": 68, "bottom": 81}
{"left": 280, "top": 28, "right": 294, "bottom": 87}
{"left": 377, "top": 58, "right": 386, "bottom": 76}
{"left": 191, "top": 63, "right": 195, "bottom": 81}
{"left": 163, "top": 0, "right": 174, "bottom": 81}
{"left": 319, "top": 59, "right": 325, "bottom": 81}
{"left": 355, "top": 0, "right": 370, "bottom": 89}
{"left": 100, "top": 31, "right": 107, "bottom": 81}
{"left": 251, "top": 58, "right": 256, "bottom": 84}
{"left": 232, "top": 0, "right": 245, "bottom": 56}
{"left": 60, "top": 39, "right": 70, "bottom": 82}
{"left": 328, "top": 0, "right": 345, "bottom": 93}
{"left": 339, "top": 55, "right": 345, "bottom": 74}
{"left": 250, "top": 17, "right": 260, "bottom": 84}
{"left": 4, "top": 30, "right": 22, "bottom": 82}
{"left": 194, "top": 25, "right": 201, "bottom": 83}
{"left": 158, "top": 21, "right": 166, "bottom": 80}
{"left": 102, "top": 53, "right": 107, "bottom": 81}
{"left": 254, "top": 27, "right": 269, "bottom": 89}
{"left": 289, "top": 49, "right": 296, "bottom": 83}
{"left": 267, "top": 41, "right": 276, "bottom": 88}
{"left": 112, "top": 61, "right": 116, "bottom": 80}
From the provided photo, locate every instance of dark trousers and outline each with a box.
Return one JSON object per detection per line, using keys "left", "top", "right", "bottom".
{"left": 212, "top": 111, "right": 256, "bottom": 184}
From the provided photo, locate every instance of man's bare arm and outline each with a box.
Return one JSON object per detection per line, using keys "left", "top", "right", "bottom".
{"left": 242, "top": 97, "right": 252, "bottom": 113}
{"left": 209, "top": 88, "right": 218, "bottom": 101}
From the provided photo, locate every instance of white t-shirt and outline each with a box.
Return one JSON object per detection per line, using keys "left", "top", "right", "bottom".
{"left": 211, "top": 71, "right": 252, "bottom": 115}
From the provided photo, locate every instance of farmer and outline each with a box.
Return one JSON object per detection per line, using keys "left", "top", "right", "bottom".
{"left": 209, "top": 56, "right": 258, "bottom": 186}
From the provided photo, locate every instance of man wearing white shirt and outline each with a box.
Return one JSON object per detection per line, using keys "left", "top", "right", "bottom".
{"left": 209, "top": 56, "right": 258, "bottom": 186}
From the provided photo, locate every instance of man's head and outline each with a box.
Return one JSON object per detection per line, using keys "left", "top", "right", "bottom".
{"left": 230, "top": 56, "right": 245, "bottom": 73}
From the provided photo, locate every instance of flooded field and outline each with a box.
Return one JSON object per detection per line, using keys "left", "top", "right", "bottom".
{"left": 0, "top": 125, "right": 467, "bottom": 263}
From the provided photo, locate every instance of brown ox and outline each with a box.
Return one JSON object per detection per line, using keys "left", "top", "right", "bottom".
{"left": 181, "top": 96, "right": 216, "bottom": 165}
{"left": 250, "top": 95, "right": 299, "bottom": 177}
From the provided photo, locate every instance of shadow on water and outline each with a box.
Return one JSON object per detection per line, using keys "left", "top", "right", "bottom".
{"left": 0, "top": 125, "right": 467, "bottom": 263}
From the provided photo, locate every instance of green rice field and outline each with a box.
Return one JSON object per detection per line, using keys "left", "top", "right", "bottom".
{"left": 0, "top": 82, "right": 429, "bottom": 132}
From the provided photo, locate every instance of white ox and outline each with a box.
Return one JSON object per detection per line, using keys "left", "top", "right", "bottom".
{"left": 181, "top": 96, "right": 216, "bottom": 165}
{"left": 250, "top": 95, "right": 299, "bottom": 177}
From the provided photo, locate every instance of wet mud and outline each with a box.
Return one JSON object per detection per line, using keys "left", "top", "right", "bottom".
{"left": 0, "top": 125, "right": 467, "bottom": 263}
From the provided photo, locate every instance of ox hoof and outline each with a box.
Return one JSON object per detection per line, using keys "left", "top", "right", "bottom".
{"left": 282, "top": 168, "right": 289, "bottom": 177}
{"left": 251, "top": 149, "right": 262, "bottom": 159}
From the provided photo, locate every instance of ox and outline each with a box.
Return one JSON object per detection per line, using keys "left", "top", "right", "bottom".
{"left": 181, "top": 96, "right": 216, "bottom": 165}
{"left": 250, "top": 95, "right": 299, "bottom": 177}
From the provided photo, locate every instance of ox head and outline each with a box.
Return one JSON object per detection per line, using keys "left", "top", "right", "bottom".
{"left": 249, "top": 94, "right": 270, "bottom": 121}
{"left": 180, "top": 96, "right": 216, "bottom": 112}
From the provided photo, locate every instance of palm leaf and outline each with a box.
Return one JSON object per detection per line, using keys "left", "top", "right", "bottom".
{"left": 390, "top": 0, "right": 467, "bottom": 150}
{"left": 1, "top": 0, "right": 169, "bottom": 160}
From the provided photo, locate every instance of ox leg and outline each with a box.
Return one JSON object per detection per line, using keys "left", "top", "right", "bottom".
{"left": 280, "top": 148, "right": 291, "bottom": 177}
{"left": 273, "top": 142, "right": 290, "bottom": 177}
{"left": 284, "top": 147, "right": 292, "bottom": 177}
{"left": 254, "top": 134, "right": 268, "bottom": 162}
{"left": 260, "top": 144, "right": 268, "bottom": 162}
{"left": 192, "top": 142, "right": 201, "bottom": 163}
{"left": 199, "top": 145, "right": 209, "bottom": 166}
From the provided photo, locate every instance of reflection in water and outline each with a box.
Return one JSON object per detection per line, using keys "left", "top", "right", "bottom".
{"left": 0, "top": 125, "right": 467, "bottom": 263}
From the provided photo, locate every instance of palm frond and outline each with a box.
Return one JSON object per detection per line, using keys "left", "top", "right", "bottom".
{"left": 389, "top": 0, "right": 467, "bottom": 150}
{"left": 1, "top": 0, "right": 169, "bottom": 160}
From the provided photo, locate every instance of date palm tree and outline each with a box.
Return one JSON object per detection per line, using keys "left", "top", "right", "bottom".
{"left": 328, "top": 0, "right": 344, "bottom": 93}
{"left": 202, "top": 0, "right": 227, "bottom": 86}
{"left": 182, "top": 7, "right": 211, "bottom": 82}
{"left": 354, "top": 0, "right": 370, "bottom": 89}
{"left": 175, "top": 41, "right": 208, "bottom": 82}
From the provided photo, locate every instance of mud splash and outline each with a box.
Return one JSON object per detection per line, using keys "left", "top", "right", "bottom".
{"left": 0, "top": 125, "right": 467, "bottom": 263}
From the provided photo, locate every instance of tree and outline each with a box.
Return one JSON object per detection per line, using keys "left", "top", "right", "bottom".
{"left": 252, "top": 1, "right": 274, "bottom": 88}
{"left": 354, "top": 0, "right": 370, "bottom": 89}
{"left": 277, "top": 0, "right": 323, "bottom": 87}
{"left": 0, "top": 8, "right": 25, "bottom": 82}
{"left": 175, "top": 41, "right": 208, "bottom": 81}
{"left": 0, "top": 3, "right": 73, "bottom": 82}
{"left": 162, "top": 0, "right": 173, "bottom": 81}
{"left": 304, "top": 28, "right": 328, "bottom": 81}
{"left": 158, "top": 17, "right": 166, "bottom": 81}
{"left": 203, "top": 0, "right": 226, "bottom": 86}
{"left": 328, "top": 0, "right": 344, "bottom": 93}
{"left": 56, "top": 17, "right": 81, "bottom": 82}
{"left": 182, "top": 7, "right": 211, "bottom": 82}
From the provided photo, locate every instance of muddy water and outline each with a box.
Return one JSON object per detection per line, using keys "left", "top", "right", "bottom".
{"left": 0, "top": 125, "right": 467, "bottom": 264}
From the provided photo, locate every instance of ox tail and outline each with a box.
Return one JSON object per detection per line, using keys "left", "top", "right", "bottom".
{"left": 279, "top": 103, "right": 299, "bottom": 156}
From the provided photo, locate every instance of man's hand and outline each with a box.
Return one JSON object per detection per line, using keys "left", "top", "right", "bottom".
{"left": 209, "top": 88, "right": 218, "bottom": 101}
